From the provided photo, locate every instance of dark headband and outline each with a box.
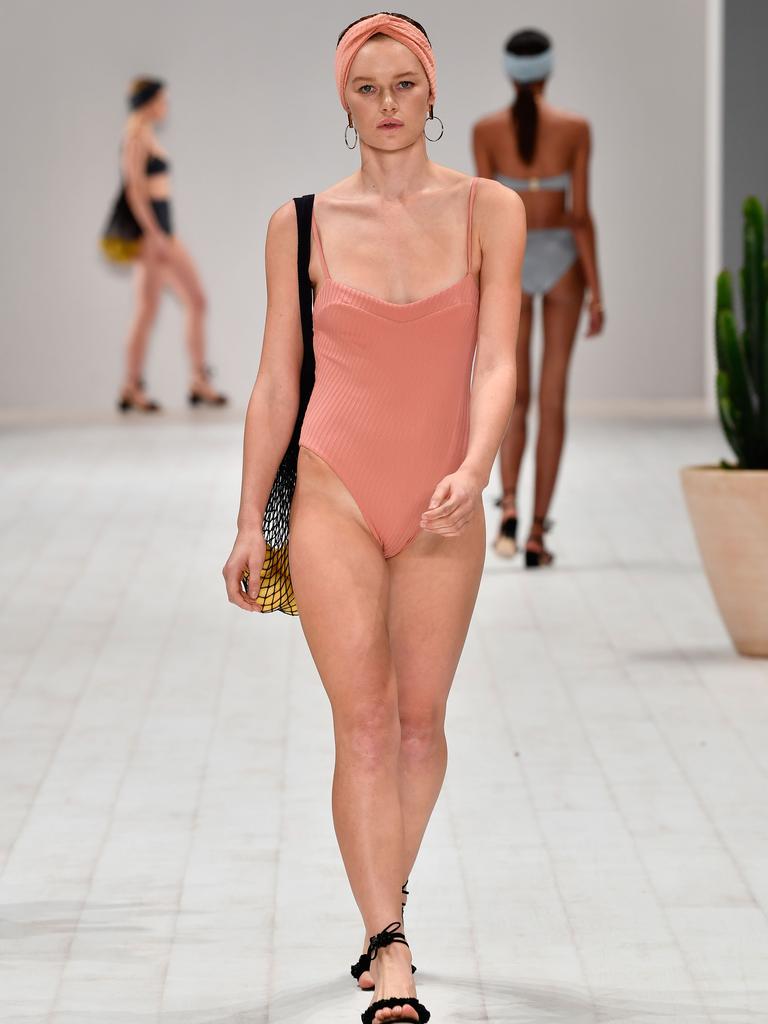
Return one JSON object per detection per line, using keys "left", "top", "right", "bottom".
{"left": 129, "top": 81, "right": 164, "bottom": 110}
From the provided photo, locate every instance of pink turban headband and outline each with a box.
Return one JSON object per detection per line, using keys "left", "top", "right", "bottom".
{"left": 334, "top": 13, "right": 437, "bottom": 113}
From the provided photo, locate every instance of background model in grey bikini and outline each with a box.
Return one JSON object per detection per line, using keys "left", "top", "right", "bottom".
{"left": 494, "top": 171, "right": 578, "bottom": 295}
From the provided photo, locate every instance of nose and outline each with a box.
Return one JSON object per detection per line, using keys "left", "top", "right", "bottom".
{"left": 380, "top": 88, "right": 398, "bottom": 112}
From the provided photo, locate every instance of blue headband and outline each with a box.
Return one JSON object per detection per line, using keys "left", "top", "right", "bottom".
{"left": 503, "top": 50, "right": 553, "bottom": 84}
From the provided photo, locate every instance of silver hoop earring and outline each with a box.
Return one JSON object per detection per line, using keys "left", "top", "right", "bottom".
{"left": 424, "top": 105, "right": 444, "bottom": 142}
{"left": 344, "top": 118, "right": 358, "bottom": 150}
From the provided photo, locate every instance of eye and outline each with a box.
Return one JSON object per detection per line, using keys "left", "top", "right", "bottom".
{"left": 398, "top": 80, "right": 415, "bottom": 89}
{"left": 358, "top": 84, "right": 375, "bottom": 94}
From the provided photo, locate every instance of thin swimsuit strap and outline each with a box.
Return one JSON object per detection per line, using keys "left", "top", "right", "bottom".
{"left": 311, "top": 176, "right": 479, "bottom": 286}
{"left": 465, "top": 175, "right": 478, "bottom": 275}
{"left": 310, "top": 209, "right": 331, "bottom": 280}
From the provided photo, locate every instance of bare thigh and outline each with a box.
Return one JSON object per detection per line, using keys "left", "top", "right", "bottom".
{"left": 516, "top": 294, "right": 534, "bottom": 404}
{"left": 289, "top": 448, "right": 393, "bottom": 707}
{"left": 133, "top": 252, "right": 164, "bottom": 312}
{"left": 541, "top": 259, "right": 585, "bottom": 395}
{"left": 387, "top": 499, "right": 486, "bottom": 715}
{"left": 161, "top": 237, "right": 206, "bottom": 308}
{"left": 289, "top": 448, "right": 486, "bottom": 711}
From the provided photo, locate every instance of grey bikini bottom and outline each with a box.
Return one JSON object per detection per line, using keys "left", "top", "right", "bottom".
{"left": 523, "top": 228, "right": 578, "bottom": 295}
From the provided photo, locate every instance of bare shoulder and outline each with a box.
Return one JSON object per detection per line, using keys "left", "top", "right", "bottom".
{"left": 472, "top": 108, "right": 509, "bottom": 136}
{"left": 475, "top": 176, "right": 525, "bottom": 226}
{"left": 264, "top": 200, "right": 299, "bottom": 282}
{"left": 473, "top": 108, "right": 509, "bottom": 129}
{"left": 312, "top": 174, "right": 360, "bottom": 209}
{"left": 122, "top": 121, "right": 150, "bottom": 153}
{"left": 267, "top": 198, "right": 298, "bottom": 239}
{"left": 546, "top": 105, "right": 591, "bottom": 141}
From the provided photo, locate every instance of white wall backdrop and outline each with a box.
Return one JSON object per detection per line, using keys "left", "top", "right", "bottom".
{"left": 0, "top": 0, "right": 708, "bottom": 413}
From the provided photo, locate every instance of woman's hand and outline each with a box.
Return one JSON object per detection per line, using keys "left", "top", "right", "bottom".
{"left": 222, "top": 528, "right": 266, "bottom": 612}
{"left": 143, "top": 231, "right": 172, "bottom": 262}
{"left": 420, "top": 468, "right": 483, "bottom": 538}
{"left": 586, "top": 297, "right": 605, "bottom": 337}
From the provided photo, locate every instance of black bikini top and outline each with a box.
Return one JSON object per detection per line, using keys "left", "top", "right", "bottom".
{"left": 146, "top": 153, "right": 170, "bottom": 175}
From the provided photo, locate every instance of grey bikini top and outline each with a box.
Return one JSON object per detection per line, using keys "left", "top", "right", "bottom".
{"left": 494, "top": 170, "right": 571, "bottom": 192}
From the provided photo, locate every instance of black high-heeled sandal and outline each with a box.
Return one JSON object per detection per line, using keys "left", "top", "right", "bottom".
{"left": 525, "top": 514, "right": 555, "bottom": 568}
{"left": 360, "top": 922, "right": 430, "bottom": 1024}
{"left": 188, "top": 363, "right": 228, "bottom": 406}
{"left": 351, "top": 882, "right": 416, "bottom": 989}
{"left": 493, "top": 490, "right": 518, "bottom": 558}
{"left": 117, "top": 377, "right": 162, "bottom": 413}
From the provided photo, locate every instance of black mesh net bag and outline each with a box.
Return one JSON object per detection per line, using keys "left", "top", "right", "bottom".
{"left": 100, "top": 187, "right": 143, "bottom": 263}
{"left": 244, "top": 194, "right": 315, "bottom": 615}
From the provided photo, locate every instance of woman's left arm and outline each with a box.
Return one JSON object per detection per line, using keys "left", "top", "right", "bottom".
{"left": 569, "top": 120, "right": 604, "bottom": 338}
{"left": 421, "top": 180, "right": 526, "bottom": 537}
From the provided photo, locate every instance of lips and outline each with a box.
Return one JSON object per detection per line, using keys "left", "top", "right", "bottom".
{"left": 378, "top": 120, "right": 403, "bottom": 128}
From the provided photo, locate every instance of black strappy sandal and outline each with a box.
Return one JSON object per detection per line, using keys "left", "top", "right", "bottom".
{"left": 525, "top": 514, "right": 555, "bottom": 568}
{"left": 493, "top": 490, "right": 519, "bottom": 558}
{"left": 188, "top": 363, "right": 228, "bottom": 407}
{"left": 360, "top": 922, "right": 430, "bottom": 1024}
{"left": 117, "top": 377, "right": 162, "bottom": 413}
{"left": 351, "top": 882, "right": 416, "bottom": 990}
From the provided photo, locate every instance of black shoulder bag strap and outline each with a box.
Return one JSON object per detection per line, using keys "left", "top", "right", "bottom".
{"left": 259, "top": 194, "right": 316, "bottom": 613}
{"left": 291, "top": 193, "right": 316, "bottom": 443}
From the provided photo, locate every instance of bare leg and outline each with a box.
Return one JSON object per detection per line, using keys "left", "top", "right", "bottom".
{"left": 121, "top": 253, "right": 163, "bottom": 405}
{"left": 391, "top": 505, "right": 485, "bottom": 873}
{"left": 161, "top": 238, "right": 223, "bottom": 400}
{"left": 289, "top": 448, "right": 484, "bottom": 1020}
{"left": 353, "top": 490, "right": 486, "bottom": 988}
{"left": 290, "top": 448, "right": 412, "bottom": 1020}
{"left": 527, "top": 261, "right": 585, "bottom": 558}
{"left": 496, "top": 293, "right": 533, "bottom": 522}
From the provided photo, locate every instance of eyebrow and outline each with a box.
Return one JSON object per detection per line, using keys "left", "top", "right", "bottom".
{"left": 350, "top": 70, "right": 420, "bottom": 83}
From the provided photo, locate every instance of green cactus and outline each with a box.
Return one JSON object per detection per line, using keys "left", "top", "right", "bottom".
{"left": 715, "top": 197, "right": 768, "bottom": 468}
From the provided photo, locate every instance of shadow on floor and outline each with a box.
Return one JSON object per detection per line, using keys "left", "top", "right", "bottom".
{"left": 14, "top": 971, "right": 760, "bottom": 1024}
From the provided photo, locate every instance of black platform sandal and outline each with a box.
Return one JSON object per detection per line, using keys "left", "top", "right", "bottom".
{"left": 360, "top": 922, "right": 430, "bottom": 1024}
{"left": 188, "top": 363, "right": 228, "bottom": 406}
{"left": 352, "top": 882, "right": 415, "bottom": 990}
{"left": 493, "top": 490, "right": 519, "bottom": 558}
{"left": 525, "top": 514, "right": 555, "bottom": 568}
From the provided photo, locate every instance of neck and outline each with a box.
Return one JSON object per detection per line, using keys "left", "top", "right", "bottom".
{"left": 128, "top": 110, "right": 154, "bottom": 128}
{"left": 356, "top": 139, "right": 436, "bottom": 201}
{"left": 515, "top": 82, "right": 545, "bottom": 99}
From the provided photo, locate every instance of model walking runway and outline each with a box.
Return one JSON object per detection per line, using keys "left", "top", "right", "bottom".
{"left": 223, "top": 11, "right": 524, "bottom": 1023}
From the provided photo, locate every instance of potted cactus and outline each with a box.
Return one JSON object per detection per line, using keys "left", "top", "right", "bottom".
{"left": 680, "top": 197, "right": 768, "bottom": 657}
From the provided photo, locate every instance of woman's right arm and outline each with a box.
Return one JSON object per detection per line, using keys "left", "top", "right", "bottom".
{"left": 122, "top": 131, "right": 166, "bottom": 243}
{"left": 222, "top": 200, "right": 303, "bottom": 612}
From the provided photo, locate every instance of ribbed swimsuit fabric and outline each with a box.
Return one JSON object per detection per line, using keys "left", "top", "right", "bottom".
{"left": 298, "top": 177, "right": 480, "bottom": 559}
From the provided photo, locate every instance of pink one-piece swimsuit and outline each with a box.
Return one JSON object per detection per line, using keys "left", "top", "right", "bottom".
{"left": 299, "top": 176, "right": 480, "bottom": 558}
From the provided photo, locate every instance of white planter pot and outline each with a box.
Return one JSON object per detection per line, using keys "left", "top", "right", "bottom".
{"left": 680, "top": 465, "right": 768, "bottom": 657}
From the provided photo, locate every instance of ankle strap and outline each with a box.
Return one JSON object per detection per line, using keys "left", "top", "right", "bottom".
{"left": 367, "top": 921, "right": 409, "bottom": 962}
{"left": 532, "top": 514, "right": 554, "bottom": 532}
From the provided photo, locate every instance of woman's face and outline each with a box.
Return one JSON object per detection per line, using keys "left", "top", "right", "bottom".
{"left": 148, "top": 88, "right": 168, "bottom": 123}
{"left": 344, "top": 36, "right": 432, "bottom": 149}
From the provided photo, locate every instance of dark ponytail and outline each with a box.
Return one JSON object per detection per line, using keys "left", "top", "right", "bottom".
{"left": 504, "top": 29, "right": 551, "bottom": 166}
{"left": 512, "top": 84, "right": 538, "bottom": 164}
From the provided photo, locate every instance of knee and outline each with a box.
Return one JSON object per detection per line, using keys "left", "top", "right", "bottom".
{"left": 513, "top": 389, "right": 531, "bottom": 415}
{"left": 399, "top": 707, "right": 445, "bottom": 760}
{"left": 336, "top": 695, "right": 399, "bottom": 767}
{"left": 133, "top": 299, "right": 159, "bottom": 329}
{"left": 189, "top": 288, "right": 207, "bottom": 316}
{"left": 538, "top": 391, "right": 566, "bottom": 420}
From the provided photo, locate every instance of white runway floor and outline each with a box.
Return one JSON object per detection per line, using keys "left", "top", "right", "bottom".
{"left": 1, "top": 411, "right": 766, "bottom": 1024}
